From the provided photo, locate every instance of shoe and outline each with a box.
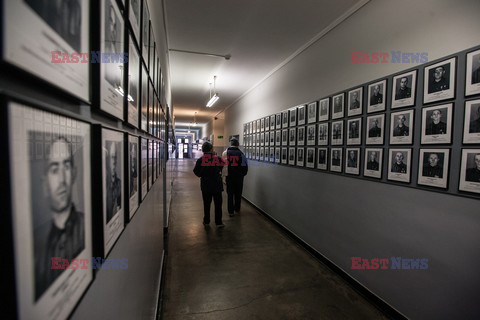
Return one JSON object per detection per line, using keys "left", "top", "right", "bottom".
{"left": 216, "top": 224, "right": 225, "bottom": 228}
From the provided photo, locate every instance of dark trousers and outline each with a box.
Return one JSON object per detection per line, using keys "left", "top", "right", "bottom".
{"left": 226, "top": 176, "right": 244, "bottom": 214}
{"left": 202, "top": 191, "right": 223, "bottom": 225}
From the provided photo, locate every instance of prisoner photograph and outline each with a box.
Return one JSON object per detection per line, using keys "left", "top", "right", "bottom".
{"left": 395, "top": 75, "right": 412, "bottom": 100}
{"left": 469, "top": 103, "right": 480, "bottom": 133}
{"left": 425, "top": 108, "right": 447, "bottom": 135}
{"left": 130, "top": 142, "right": 138, "bottom": 197}
{"left": 366, "top": 151, "right": 380, "bottom": 171}
{"left": 105, "top": 0, "right": 122, "bottom": 88}
{"left": 465, "top": 153, "right": 480, "bottom": 183}
{"left": 391, "top": 151, "right": 407, "bottom": 173}
{"left": 428, "top": 63, "right": 450, "bottom": 93}
{"left": 106, "top": 141, "right": 122, "bottom": 222}
{"left": 472, "top": 53, "right": 480, "bottom": 85}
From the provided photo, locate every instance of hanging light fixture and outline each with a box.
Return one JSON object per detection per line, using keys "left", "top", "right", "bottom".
{"left": 206, "top": 75, "right": 219, "bottom": 107}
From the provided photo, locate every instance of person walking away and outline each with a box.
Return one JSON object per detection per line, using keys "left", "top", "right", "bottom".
{"left": 222, "top": 138, "right": 248, "bottom": 217}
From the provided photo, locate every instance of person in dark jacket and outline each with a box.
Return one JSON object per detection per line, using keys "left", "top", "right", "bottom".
{"left": 222, "top": 138, "right": 248, "bottom": 216}
{"left": 193, "top": 142, "right": 225, "bottom": 227}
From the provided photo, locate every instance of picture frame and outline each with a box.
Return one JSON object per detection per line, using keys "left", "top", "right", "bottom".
{"left": 282, "top": 111, "right": 289, "bottom": 128}
{"left": 307, "top": 101, "right": 318, "bottom": 124}
{"left": 288, "top": 147, "right": 296, "bottom": 165}
{"left": 276, "top": 113, "right": 282, "bottom": 129}
{"left": 141, "top": 137, "right": 148, "bottom": 200}
{"left": 127, "top": 135, "right": 139, "bottom": 219}
{"left": 253, "top": 118, "right": 257, "bottom": 133}
{"left": 129, "top": 0, "right": 142, "bottom": 45}
{"left": 387, "top": 148, "right": 412, "bottom": 183}
{"left": 347, "top": 118, "right": 362, "bottom": 145}
{"left": 127, "top": 34, "right": 140, "bottom": 128}
{"left": 317, "top": 148, "right": 328, "bottom": 170}
{"left": 345, "top": 148, "right": 360, "bottom": 175}
{"left": 466, "top": 49, "right": 480, "bottom": 96}
{"left": 264, "top": 116, "right": 270, "bottom": 131}
{"left": 289, "top": 128, "right": 296, "bottom": 146}
{"left": 271, "top": 130, "right": 276, "bottom": 145}
{"left": 331, "top": 120, "right": 344, "bottom": 146}
{"left": 366, "top": 114, "right": 385, "bottom": 145}
{"left": 330, "top": 148, "right": 343, "bottom": 172}
{"left": 289, "top": 107, "right": 297, "bottom": 127}
{"left": 298, "top": 105, "right": 306, "bottom": 126}
{"left": 260, "top": 117, "right": 265, "bottom": 132}
{"left": 296, "top": 148, "right": 305, "bottom": 167}
{"left": 421, "top": 103, "right": 453, "bottom": 144}
{"left": 256, "top": 119, "right": 261, "bottom": 133}
{"left": 141, "top": 65, "right": 148, "bottom": 131}
{"left": 319, "top": 98, "right": 330, "bottom": 122}
{"left": 317, "top": 123, "right": 329, "bottom": 146}
{"left": 390, "top": 109, "right": 414, "bottom": 145}
{"left": 364, "top": 148, "right": 383, "bottom": 179}
{"left": 463, "top": 99, "right": 480, "bottom": 144}
{"left": 423, "top": 57, "right": 456, "bottom": 104}
{"left": 418, "top": 149, "right": 450, "bottom": 189}
{"left": 297, "top": 126, "right": 305, "bottom": 146}
{"left": 275, "top": 130, "right": 281, "bottom": 145}
{"left": 275, "top": 147, "right": 281, "bottom": 164}
{"left": 332, "top": 93, "right": 345, "bottom": 119}
{"left": 270, "top": 115, "right": 276, "bottom": 130}
{"left": 367, "top": 79, "right": 387, "bottom": 113}
{"left": 306, "top": 148, "right": 315, "bottom": 168}
{"left": 268, "top": 147, "right": 274, "bottom": 163}
{"left": 281, "top": 129, "right": 288, "bottom": 146}
{"left": 306, "top": 125, "right": 316, "bottom": 146}
{"left": 459, "top": 149, "right": 480, "bottom": 194}
{"left": 392, "top": 70, "right": 417, "bottom": 109}
{"left": 259, "top": 147, "right": 265, "bottom": 161}
{"left": 347, "top": 87, "right": 363, "bottom": 117}
{"left": 265, "top": 131, "right": 270, "bottom": 147}
{"left": 260, "top": 132, "right": 265, "bottom": 146}
{"left": 142, "top": 1, "right": 150, "bottom": 64}
{"left": 281, "top": 147, "right": 288, "bottom": 164}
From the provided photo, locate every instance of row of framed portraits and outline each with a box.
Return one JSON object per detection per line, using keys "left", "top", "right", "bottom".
{"left": 3, "top": 99, "right": 166, "bottom": 320}
{"left": 243, "top": 146, "right": 480, "bottom": 194}
{"left": 243, "top": 99, "right": 480, "bottom": 147}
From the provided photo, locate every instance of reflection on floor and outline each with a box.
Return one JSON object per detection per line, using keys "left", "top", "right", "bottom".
{"left": 161, "top": 159, "right": 387, "bottom": 320}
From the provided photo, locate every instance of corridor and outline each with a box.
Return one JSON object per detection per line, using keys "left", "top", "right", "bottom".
{"left": 161, "top": 159, "right": 388, "bottom": 320}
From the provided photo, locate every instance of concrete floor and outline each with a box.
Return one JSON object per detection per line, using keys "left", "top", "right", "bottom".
{"left": 161, "top": 159, "right": 388, "bottom": 320}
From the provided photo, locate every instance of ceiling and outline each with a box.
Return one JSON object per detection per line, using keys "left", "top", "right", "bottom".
{"left": 165, "top": 0, "right": 363, "bottom": 126}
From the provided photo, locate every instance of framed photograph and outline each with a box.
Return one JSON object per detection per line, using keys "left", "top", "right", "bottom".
{"left": 317, "top": 148, "right": 328, "bottom": 170}
{"left": 289, "top": 128, "right": 296, "bottom": 146}
{"left": 330, "top": 148, "right": 343, "bottom": 172}
{"left": 257, "top": 119, "right": 261, "bottom": 133}
{"left": 463, "top": 99, "right": 480, "bottom": 143}
{"left": 8, "top": 102, "right": 92, "bottom": 320}
{"left": 260, "top": 118, "right": 265, "bottom": 132}
{"left": 129, "top": 0, "right": 141, "bottom": 44}
{"left": 366, "top": 114, "right": 385, "bottom": 145}
{"left": 347, "top": 87, "right": 363, "bottom": 117}
{"left": 306, "top": 148, "right": 315, "bottom": 168}
{"left": 252, "top": 119, "right": 257, "bottom": 133}
{"left": 102, "top": 128, "right": 125, "bottom": 255}
{"left": 270, "top": 115, "right": 276, "bottom": 130}
{"left": 260, "top": 132, "right": 265, "bottom": 146}
{"left": 390, "top": 110, "right": 414, "bottom": 145}
{"left": 265, "top": 131, "right": 270, "bottom": 147}
{"left": 289, "top": 107, "right": 297, "bottom": 127}
{"left": 4, "top": 0, "right": 90, "bottom": 101}
{"left": 307, "top": 102, "right": 318, "bottom": 124}
{"left": 141, "top": 138, "right": 148, "bottom": 199}
{"left": 424, "top": 57, "right": 456, "bottom": 104}
{"left": 368, "top": 80, "right": 387, "bottom": 113}
{"left": 392, "top": 70, "right": 417, "bottom": 109}
{"left": 141, "top": 65, "right": 148, "bottom": 131}
{"left": 318, "top": 123, "right": 329, "bottom": 146}
{"left": 421, "top": 103, "right": 453, "bottom": 144}
{"left": 332, "top": 93, "right": 345, "bottom": 119}
{"left": 281, "top": 147, "right": 288, "bottom": 164}
{"left": 306, "top": 125, "right": 316, "bottom": 146}
{"left": 418, "top": 149, "right": 450, "bottom": 189}
{"left": 281, "top": 129, "right": 288, "bottom": 146}
{"left": 271, "top": 130, "right": 276, "bottom": 145}
{"left": 364, "top": 148, "right": 383, "bottom": 179}
{"left": 298, "top": 105, "right": 306, "bottom": 125}
{"left": 297, "top": 126, "right": 305, "bottom": 146}
{"left": 319, "top": 98, "right": 330, "bottom": 121}
{"left": 347, "top": 118, "right": 362, "bottom": 145}
{"left": 273, "top": 147, "right": 279, "bottom": 163}
{"left": 345, "top": 148, "right": 360, "bottom": 175}
{"left": 276, "top": 130, "right": 281, "bottom": 145}
{"left": 149, "top": 25, "right": 155, "bottom": 76}
{"left": 142, "top": 1, "right": 150, "bottom": 63}
{"left": 128, "top": 135, "right": 139, "bottom": 219}
{"left": 244, "top": 124, "right": 247, "bottom": 135}
{"left": 466, "top": 49, "right": 480, "bottom": 96}
{"left": 264, "top": 116, "right": 270, "bottom": 131}
{"left": 282, "top": 111, "right": 289, "bottom": 128}
{"left": 296, "top": 148, "right": 305, "bottom": 167}
{"left": 387, "top": 148, "right": 412, "bottom": 183}
{"left": 148, "top": 82, "right": 154, "bottom": 135}
{"left": 276, "top": 113, "right": 282, "bottom": 129}
{"left": 128, "top": 35, "right": 140, "bottom": 127}
{"left": 459, "top": 149, "right": 480, "bottom": 194}
{"left": 259, "top": 147, "right": 265, "bottom": 161}
{"left": 288, "top": 147, "right": 296, "bottom": 165}
{"left": 331, "top": 120, "right": 344, "bottom": 146}
{"left": 100, "top": 0, "right": 125, "bottom": 119}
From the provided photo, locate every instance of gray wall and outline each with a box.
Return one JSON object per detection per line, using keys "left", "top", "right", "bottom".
{"left": 224, "top": 0, "right": 480, "bottom": 319}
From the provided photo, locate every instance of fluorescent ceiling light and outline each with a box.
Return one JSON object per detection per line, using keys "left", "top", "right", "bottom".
{"left": 206, "top": 94, "right": 219, "bottom": 107}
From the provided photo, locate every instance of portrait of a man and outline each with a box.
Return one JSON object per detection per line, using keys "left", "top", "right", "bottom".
{"left": 347, "top": 150, "right": 358, "bottom": 168}
{"left": 332, "top": 150, "right": 341, "bottom": 166}
{"left": 130, "top": 142, "right": 138, "bottom": 197}
{"left": 368, "top": 118, "right": 381, "bottom": 137}
{"left": 428, "top": 64, "right": 450, "bottom": 93}
{"left": 349, "top": 121, "right": 359, "bottom": 139}
{"left": 393, "top": 114, "right": 409, "bottom": 137}
{"left": 367, "top": 151, "right": 379, "bottom": 171}
{"left": 350, "top": 91, "right": 360, "bottom": 109}
{"left": 318, "top": 149, "right": 326, "bottom": 164}
{"left": 104, "top": 0, "right": 122, "bottom": 88}
{"left": 106, "top": 141, "right": 122, "bottom": 222}
{"left": 469, "top": 104, "right": 480, "bottom": 133}
{"left": 391, "top": 152, "right": 407, "bottom": 173}
{"left": 332, "top": 123, "right": 342, "bottom": 140}
{"left": 318, "top": 125, "right": 327, "bottom": 141}
{"left": 370, "top": 84, "right": 383, "bottom": 105}
{"left": 466, "top": 153, "right": 480, "bottom": 183}
{"left": 472, "top": 53, "right": 480, "bottom": 85}
{"left": 395, "top": 76, "right": 412, "bottom": 100}
{"left": 320, "top": 100, "right": 328, "bottom": 116}
{"left": 425, "top": 109, "right": 447, "bottom": 135}
{"left": 333, "top": 96, "right": 343, "bottom": 113}
{"left": 422, "top": 153, "right": 443, "bottom": 178}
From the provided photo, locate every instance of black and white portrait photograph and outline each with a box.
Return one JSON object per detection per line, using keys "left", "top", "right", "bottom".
{"left": 368, "top": 80, "right": 387, "bottom": 113}
{"left": 387, "top": 149, "right": 412, "bottom": 183}
{"left": 264, "top": 116, "right": 270, "bottom": 131}
{"left": 463, "top": 99, "right": 480, "bottom": 144}
{"left": 101, "top": 0, "right": 125, "bottom": 119}
{"left": 271, "top": 131, "right": 276, "bottom": 145}
{"left": 129, "top": 0, "right": 141, "bottom": 43}
{"left": 276, "top": 130, "right": 281, "bottom": 145}
{"left": 459, "top": 149, "right": 480, "bottom": 194}
{"left": 347, "top": 118, "right": 361, "bottom": 145}
{"left": 256, "top": 133, "right": 260, "bottom": 146}
{"left": 330, "top": 148, "right": 343, "bottom": 172}
{"left": 265, "top": 131, "right": 270, "bottom": 147}
{"left": 297, "top": 127, "right": 305, "bottom": 146}
{"left": 297, "top": 148, "right": 305, "bottom": 167}
{"left": 270, "top": 115, "right": 276, "bottom": 130}
{"left": 332, "top": 93, "right": 345, "bottom": 119}
{"left": 257, "top": 119, "right": 261, "bottom": 133}
{"left": 306, "top": 148, "right": 315, "bottom": 168}
{"left": 142, "top": 1, "right": 150, "bottom": 63}
{"left": 281, "top": 147, "right": 288, "bottom": 164}
{"left": 276, "top": 113, "right": 282, "bottom": 129}
{"left": 102, "top": 128, "right": 125, "bottom": 255}
{"left": 347, "top": 87, "right": 363, "bottom": 117}
{"left": 128, "top": 37, "right": 140, "bottom": 128}
{"left": 259, "top": 147, "right": 265, "bottom": 161}
{"left": 390, "top": 110, "right": 414, "bottom": 145}
{"left": 141, "top": 138, "right": 148, "bottom": 199}
{"left": 392, "top": 70, "right": 417, "bottom": 109}
{"left": 255, "top": 147, "right": 260, "bottom": 160}
{"left": 282, "top": 129, "right": 289, "bottom": 146}
{"left": 141, "top": 65, "right": 148, "bottom": 131}
{"left": 424, "top": 57, "right": 456, "bottom": 104}
{"left": 364, "top": 148, "right": 383, "bottom": 179}
{"left": 307, "top": 102, "right": 318, "bottom": 124}
{"left": 289, "top": 107, "right": 297, "bottom": 127}
{"left": 319, "top": 98, "right": 330, "bottom": 122}
{"left": 466, "top": 49, "right": 480, "bottom": 96}
{"left": 298, "top": 105, "right": 306, "bottom": 125}
{"left": 253, "top": 119, "right": 257, "bottom": 133}
{"left": 275, "top": 148, "right": 281, "bottom": 163}
{"left": 282, "top": 111, "right": 289, "bottom": 128}
{"left": 418, "top": 149, "right": 450, "bottom": 189}
{"left": 260, "top": 132, "right": 265, "bottom": 146}
{"left": 307, "top": 125, "right": 316, "bottom": 146}
{"left": 261, "top": 117, "right": 265, "bottom": 132}
{"left": 129, "top": 135, "right": 139, "bottom": 218}
{"left": 5, "top": 0, "right": 90, "bottom": 101}
{"left": 366, "top": 114, "right": 385, "bottom": 145}
{"left": 149, "top": 25, "right": 155, "bottom": 77}
{"left": 421, "top": 103, "right": 453, "bottom": 144}
{"left": 289, "top": 128, "right": 297, "bottom": 146}
{"left": 331, "top": 120, "right": 344, "bottom": 146}
{"left": 317, "top": 148, "right": 328, "bottom": 170}
{"left": 318, "top": 123, "right": 329, "bottom": 146}
{"left": 288, "top": 147, "right": 296, "bottom": 165}
{"left": 345, "top": 148, "right": 360, "bottom": 175}
{"left": 9, "top": 102, "right": 92, "bottom": 319}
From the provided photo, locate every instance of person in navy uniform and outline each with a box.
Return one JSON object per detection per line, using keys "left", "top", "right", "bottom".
{"left": 423, "top": 153, "right": 443, "bottom": 178}
{"left": 367, "top": 151, "right": 379, "bottom": 171}
{"left": 429, "top": 65, "right": 449, "bottom": 93}
{"left": 370, "top": 85, "right": 383, "bottom": 105}
{"left": 391, "top": 152, "right": 407, "bottom": 173}
{"left": 466, "top": 154, "right": 480, "bottom": 183}
{"left": 393, "top": 114, "right": 409, "bottom": 137}
{"left": 426, "top": 109, "right": 447, "bottom": 135}
{"left": 469, "top": 105, "right": 480, "bottom": 133}
{"left": 368, "top": 118, "right": 382, "bottom": 137}
{"left": 350, "top": 91, "right": 360, "bottom": 109}
{"left": 395, "top": 77, "right": 411, "bottom": 100}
